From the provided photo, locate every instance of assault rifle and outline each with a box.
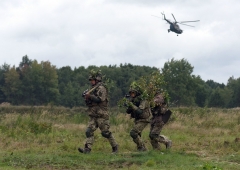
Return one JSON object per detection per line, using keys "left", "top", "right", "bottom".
{"left": 82, "top": 84, "right": 100, "bottom": 97}
{"left": 82, "top": 89, "right": 89, "bottom": 97}
{"left": 82, "top": 84, "right": 101, "bottom": 104}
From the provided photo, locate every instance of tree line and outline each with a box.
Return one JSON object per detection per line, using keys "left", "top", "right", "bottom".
{"left": 0, "top": 55, "right": 239, "bottom": 108}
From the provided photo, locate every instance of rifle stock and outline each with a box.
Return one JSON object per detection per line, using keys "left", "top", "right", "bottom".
{"left": 82, "top": 84, "right": 101, "bottom": 97}
{"left": 82, "top": 84, "right": 101, "bottom": 105}
{"left": 86, "top": 86, "right": 97, "bottom": 95}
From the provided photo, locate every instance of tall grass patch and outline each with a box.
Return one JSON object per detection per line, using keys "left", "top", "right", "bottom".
{"left": 0, "top": 106, "right": 239, "bottom": 169}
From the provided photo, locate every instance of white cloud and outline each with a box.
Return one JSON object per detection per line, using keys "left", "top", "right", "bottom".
{"left": 0, "top": 0, "right": 240, "bottom": 84}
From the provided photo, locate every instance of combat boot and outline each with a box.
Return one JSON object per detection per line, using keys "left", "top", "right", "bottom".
{"left": 137, "top": 146, "right": 147, "bottom": 152}
{"left": 166, "top": 140, "right": 172, "bottom": 149}
{"left": 78, "top": 147, "right": 91, "bottom": 154}
{"left": 112, "top": 145, "right": 118, "bottom": 154}
{"left": 78, "top": 144, "right": 91, "bottom": 154}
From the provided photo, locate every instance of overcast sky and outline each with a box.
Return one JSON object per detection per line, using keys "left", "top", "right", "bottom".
{"left": 1, "top": 0, "right": 240, "bottom": 84}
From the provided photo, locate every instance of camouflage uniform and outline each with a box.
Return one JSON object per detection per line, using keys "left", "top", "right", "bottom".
{"left": 78, "top": 72, "right": 118, "bottom": 154}
{"left": 149, "top": 93, "right": 172, "bottom": 150}
{"left": 126, "top": 95, "right": 151, "bottom": 151}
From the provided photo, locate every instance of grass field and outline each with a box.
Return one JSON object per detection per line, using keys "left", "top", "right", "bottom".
{"left": 0, "top": 106, "right": 239, "bottom": 169}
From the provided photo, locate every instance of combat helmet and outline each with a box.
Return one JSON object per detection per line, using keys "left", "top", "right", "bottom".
{"left": 153, "top": 92, "right": 165, "bottom": 105}
{"left": 88, "top": 69, "right": 102, "bottom": 81}
{"left": 129, "top": 81, "right": 142, "bottom": 96}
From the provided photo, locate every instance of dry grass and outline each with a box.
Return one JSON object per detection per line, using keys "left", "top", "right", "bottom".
{"left": 0, "top": 106, "right": 239, "bottom": 169}
{"left": 53, "top": 123, "right": 86, "bottom": 131}
{"left": 167, "top": 122, "right": 187, "bottom": 131}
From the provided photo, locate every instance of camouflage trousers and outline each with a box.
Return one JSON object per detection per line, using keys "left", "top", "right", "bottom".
{"left": 130, "top": 119, "right": 149, "bottom": 149}
{"left": 84, "top": 116, "right": 117, "bottom": 149}
{"left": 149, "top": 116, "right": 170, "bottom": 150}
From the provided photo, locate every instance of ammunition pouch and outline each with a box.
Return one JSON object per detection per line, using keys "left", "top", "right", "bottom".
{"left": 85, "top": 99, "right": 92, "bottom": 106}
{"left": 90, "top": 100, "right": 108, "bottom": 107}
{"left": 162, "top": 110, "right": 172, "bottom": 124}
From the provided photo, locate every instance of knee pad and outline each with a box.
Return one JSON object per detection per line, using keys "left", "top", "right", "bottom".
{"left": 85, "top": 128, "right": 93, "bottom": 138}
{"left": 101, "top": 131, "right": 111, "bottom": 138}
{"left": 130, "top": 130, "right": 138, "bottom": 139}
{"left": 149, "top": 134, "right": 159, "bottom": 140}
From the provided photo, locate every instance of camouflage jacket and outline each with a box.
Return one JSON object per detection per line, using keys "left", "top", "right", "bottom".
{"left": 151, "top": 105, "right": 168, "bottom": 116}
{"left": 85, "top": 82, "right": 108, "bottom": 107}
{"left": 126, "top": 97, "right": 151, "bottom": 120}
{"left": 151, "top": 93, "right": 168, "bottom": 117}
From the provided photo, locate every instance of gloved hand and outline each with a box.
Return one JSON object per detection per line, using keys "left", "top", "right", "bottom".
{"left": 128, "top": 102, "right": 138, "bottom": 110}
{"left": 85, "top": 93, "right": 91, "bottom": 100}
{"left": 128, "top": 101, "right": 134, "bottom": 108}
{"left": 126, "top": 107, "right": 133, "bottom": 114}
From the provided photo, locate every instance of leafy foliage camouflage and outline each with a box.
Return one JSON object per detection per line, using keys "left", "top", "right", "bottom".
{"left": 118, "top": 70, "right": 169, "bottom": 108}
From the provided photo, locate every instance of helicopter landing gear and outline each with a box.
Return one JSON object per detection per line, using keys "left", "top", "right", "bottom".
{"left": 168, "top": 29, "right": 170, "bottom": 33}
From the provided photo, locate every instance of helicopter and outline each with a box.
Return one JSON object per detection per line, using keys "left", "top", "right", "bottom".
{"left": 152, "top": 12, "right": 200, "bottom": 36}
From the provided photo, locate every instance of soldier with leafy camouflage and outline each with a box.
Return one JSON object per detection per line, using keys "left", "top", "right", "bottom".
{"left": 125, "top": 82, "right": 151, "bottom": 151}
{"left": 149, "top": 92, "right": 172, "bottom": 150}
{"left": 78, "top": 70, "right": 118, "bottom": 154}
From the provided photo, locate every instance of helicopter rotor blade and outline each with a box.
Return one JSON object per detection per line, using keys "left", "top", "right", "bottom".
{"left": 171, "top": 13, "right": 177, "bottom": 23}
{"left": 151, "top": 15, "right": 162, "bottom": 19}
{"left": 180, "top": 20, "right": 200, "bottom": 23}
{"left": 179, "top": 23, "right": 195, "bottom": 27}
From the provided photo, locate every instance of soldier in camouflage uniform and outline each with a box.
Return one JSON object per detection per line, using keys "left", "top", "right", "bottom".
{"left": 149, "top": 92, "right": 172, "bottom": 150}
{"left": 78, "top": 70, "right": 118, "bottom": 154}
{"left": 126, "top": 86, "right": 151, "bottom": 151}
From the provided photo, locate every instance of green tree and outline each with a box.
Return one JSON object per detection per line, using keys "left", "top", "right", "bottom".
{"left": 18, "top": 58, "right": 59, "bottom": 105}
{"left": 19, "top": 55, "right": 32, "bottom": 69}
{"left": 0, "top": 63, "right": 10, "bottom": 103}
{"left": 57, "top": 66, "right": 73, "bottom": 85}
{"left": 227, "top": 76, "right": 240, "bottom": 107}
{"left": 41, "top": 61, "right": 60, "bottom": 104}
{"left": 20, "top": 60, "right": 43, "bottom": 104}
{"left": 206, "top": 80, "right": 225, "bottom": 89}
{"left": 193, "top": 75, "right": 210, "bottom": 107}
{"left": 208, "top": 87, "right": 225, "bottom": 107}
{"left": 57, "top": 66, "right": 88, "bottom": 107}
{"left": 2, "top": 66, "right": 21, "bottom": 104}
{"left": 220, "top": 87, "right": 233, "bottom": 108}
{"left": 59, "top": 82, "right": 75, "bottom": 108}
{"left": 161, "top": 58, "right": 195, "bottom": 106}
